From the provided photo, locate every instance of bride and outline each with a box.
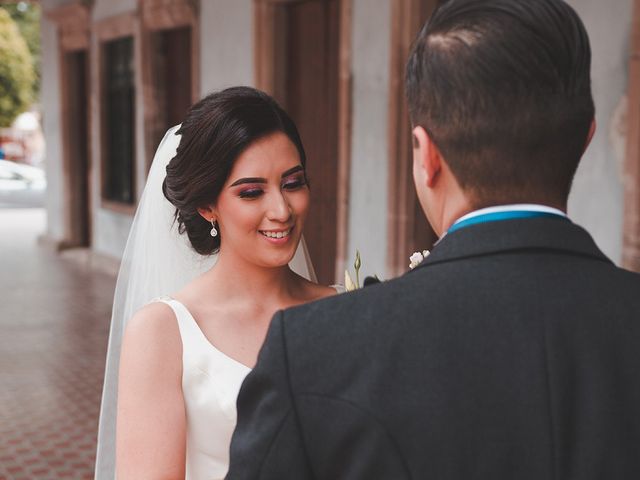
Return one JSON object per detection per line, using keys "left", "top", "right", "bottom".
{"left": 95, "top": 87, "right": 337, "bottom": 479}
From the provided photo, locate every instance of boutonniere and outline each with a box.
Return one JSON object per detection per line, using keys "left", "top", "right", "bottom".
{"left": 409, "top": 250, "right": 430, "bottom": 270}
{"left": 344, "top": 250, "right": 381, "bottom": 291}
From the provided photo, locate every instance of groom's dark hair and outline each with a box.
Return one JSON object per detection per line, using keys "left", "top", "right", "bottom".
{"left": 405, "top": 0, "right": 594, "bottom": 207}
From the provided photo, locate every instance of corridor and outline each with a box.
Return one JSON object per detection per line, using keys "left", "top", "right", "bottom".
{"left": 0, "top": 208, "right": 116, "bottom": 479}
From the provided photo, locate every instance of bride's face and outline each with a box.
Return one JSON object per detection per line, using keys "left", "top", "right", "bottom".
{"left": 213, "top": 131, "right": 310, "bottom": 268}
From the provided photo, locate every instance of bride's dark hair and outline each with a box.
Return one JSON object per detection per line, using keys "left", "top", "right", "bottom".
{"left": 162, "top": 86, "right": 307, "bottom": 255}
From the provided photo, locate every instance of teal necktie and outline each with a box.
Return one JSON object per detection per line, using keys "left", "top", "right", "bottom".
{"left": 448, "top": 210, "right": 568, "bottom": 234}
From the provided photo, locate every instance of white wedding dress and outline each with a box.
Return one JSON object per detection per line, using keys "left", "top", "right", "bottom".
{"left": 155, "top": 296, "right": 251, "bottom": 480}
{"left": 94, "top": 126, "right": 318, "bottom": 479}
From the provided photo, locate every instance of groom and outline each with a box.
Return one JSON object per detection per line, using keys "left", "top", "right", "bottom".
{"left": 227, "top": 0, "right": 640, "bottom": 478}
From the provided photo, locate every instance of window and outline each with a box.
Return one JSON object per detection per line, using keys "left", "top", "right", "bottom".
{"left": 146, "top": 26, "right": 193, "bottom": 170}
{"left": 140, "top": 0, "right": 199, "bottom": 172}
{"left": 103, "top": 36, "right": 135, "bottom": 204}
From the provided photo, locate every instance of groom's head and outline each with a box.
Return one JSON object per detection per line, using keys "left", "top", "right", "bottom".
{"left": 406, "top": 0, "right": 595, "bottom": 234}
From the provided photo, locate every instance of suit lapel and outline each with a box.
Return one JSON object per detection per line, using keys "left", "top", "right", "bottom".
{"left": 411, "top": 217, "right": 612, "bottom": 273}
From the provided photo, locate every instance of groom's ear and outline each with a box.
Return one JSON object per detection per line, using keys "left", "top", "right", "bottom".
{"left": 412, "top": 126, "right": 442, "bottom": 189}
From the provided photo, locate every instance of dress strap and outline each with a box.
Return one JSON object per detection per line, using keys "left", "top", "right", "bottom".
{"left": 151, "top": 297, "right": 210, "bottom": 355}
{"left": 152, "top": 297, "right": 252, "bottom": 372}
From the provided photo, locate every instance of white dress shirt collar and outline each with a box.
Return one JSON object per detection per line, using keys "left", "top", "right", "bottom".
{"left": 452, "top": 204, "right": 567, "bottom": 227}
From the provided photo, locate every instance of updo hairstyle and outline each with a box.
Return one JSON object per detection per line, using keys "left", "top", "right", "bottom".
{"left": 162, "top": 87, "right": 307, "bottom": 255}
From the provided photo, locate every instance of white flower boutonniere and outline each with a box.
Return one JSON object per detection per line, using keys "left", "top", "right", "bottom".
{"left": 409, "top": 250, "right": 430, "bottom": 270}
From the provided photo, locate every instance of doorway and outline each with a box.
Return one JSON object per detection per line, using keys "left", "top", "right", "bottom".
{"left": 387, "top": 0, "right": 445, "bottom": 276}
{"left": 63, "top": 48, "right": 91, "bottom": 247}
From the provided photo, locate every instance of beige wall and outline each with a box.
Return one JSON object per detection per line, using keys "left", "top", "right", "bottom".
{"left": 199, "top": 0, "right": 254, "bottom": 94}
{"left": 41, "top": 4, "right": 65, "bottom": 242}
{"left": 92, "top": 0, "right": 137, "bottom": 21}
{"left": 567, "top": 0, "right": 633, "bottom": 264}
{"left": 347, "top": 0, "right": 392, "bottom": 279}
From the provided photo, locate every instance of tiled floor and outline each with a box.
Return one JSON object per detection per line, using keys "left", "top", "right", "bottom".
{"left": 0, "top": 209, "right": 116, "bottom": 480}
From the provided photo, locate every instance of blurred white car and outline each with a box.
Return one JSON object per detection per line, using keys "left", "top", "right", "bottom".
{"left": 0, "top": 160, "right": 46, "bottom": 207}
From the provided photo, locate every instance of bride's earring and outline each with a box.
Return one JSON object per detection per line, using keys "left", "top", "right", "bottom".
{"left": 210, "top": 219, "right": 218, "bottom": 237}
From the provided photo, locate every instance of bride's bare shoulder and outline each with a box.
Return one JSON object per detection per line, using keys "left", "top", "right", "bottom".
{"left": 296, "top": 277, "right": 341, "bottom": 302}
{"left": 122, "top": 301, "right": 181, "bottom": 352}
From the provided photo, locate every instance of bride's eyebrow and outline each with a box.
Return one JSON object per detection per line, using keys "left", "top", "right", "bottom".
{"left": 229, "top": 165, "right": 305, "bottom": 187}
{"left": 281, "top": 165, "right": 304, "bottom": 178}
{"left": 230, "top": 177, "right": 265, "bottom": 187}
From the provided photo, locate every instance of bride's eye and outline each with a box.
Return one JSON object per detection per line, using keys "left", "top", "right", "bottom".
{"left": 282, "top": 176, "right": 307, "bottom": 191}
{"left": 239, "top": 188, "right": 264, "bottom": 199}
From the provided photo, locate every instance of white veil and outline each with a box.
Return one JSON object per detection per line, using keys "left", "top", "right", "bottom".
{"left": 94, "top": 125, "right": 316, "bottom": 479}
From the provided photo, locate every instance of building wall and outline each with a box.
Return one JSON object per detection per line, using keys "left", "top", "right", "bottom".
{"left": 567, "top": 0, "right": 633, "bottom": 264}
{"left": 41, "top": 0, "right": 256, "bottom": 260}
{"left": 40, "top": 0, "right": 634, "bottom": 274}
{"left": 347, "top": 0, "right": 391, "bottom": 279}
{"left": 199, "top": 0, "right": 254, "bottom": 94}
{"left": 88, "top": 0, "right": 256, "bottom": 260}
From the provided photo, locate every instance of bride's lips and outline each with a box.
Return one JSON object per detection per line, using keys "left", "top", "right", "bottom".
{"left": 258, "top": 226, "right": 294, "bottom": 245}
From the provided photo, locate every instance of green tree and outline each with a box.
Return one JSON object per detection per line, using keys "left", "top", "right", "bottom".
{"left": 0, "top": 8, "right": 34, "bottom": 127}
{"left": 1, "top": 2, "right": 41, "bottom": 98}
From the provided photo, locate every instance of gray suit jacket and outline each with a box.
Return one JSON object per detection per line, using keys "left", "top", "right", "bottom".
{"left": 227, "top": 217, "right": 640, "bottom": 479}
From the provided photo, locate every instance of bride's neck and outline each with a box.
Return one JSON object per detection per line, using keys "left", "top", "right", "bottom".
{"left": 205, "top": 249, "right": 295, "bottom": 302}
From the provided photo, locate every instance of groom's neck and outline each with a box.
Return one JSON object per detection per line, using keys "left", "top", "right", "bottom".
{"left": 435, "top": 195, "right": 568, "bottom": 237}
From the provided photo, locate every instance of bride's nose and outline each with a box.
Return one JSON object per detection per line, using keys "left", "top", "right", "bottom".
{"left": 266, "top": 190, "right": 292, "bottom": 222}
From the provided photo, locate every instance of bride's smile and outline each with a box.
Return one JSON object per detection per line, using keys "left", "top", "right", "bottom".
{"left": 259, "top": 227, "right": 292, "bottom": 241}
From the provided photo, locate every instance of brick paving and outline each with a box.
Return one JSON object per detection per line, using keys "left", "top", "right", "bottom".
{"left": 0, "top": 209, "right": 116, "bottom": 480}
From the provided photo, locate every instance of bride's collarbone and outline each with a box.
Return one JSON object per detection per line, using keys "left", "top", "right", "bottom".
{"left": 172, "top": 279, "right": 335, "bottom": 329}
{"left": 180, "top": 299, "right": 274, "bottom": 328}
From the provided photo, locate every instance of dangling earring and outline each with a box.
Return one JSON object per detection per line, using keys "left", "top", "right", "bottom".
{"left": 210, "top": 219, "right": 218, "bottom": 237}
